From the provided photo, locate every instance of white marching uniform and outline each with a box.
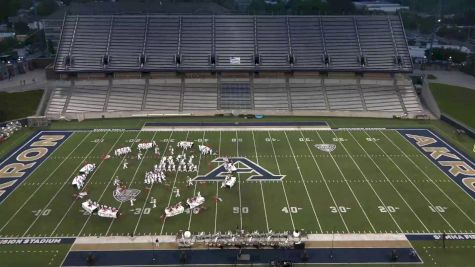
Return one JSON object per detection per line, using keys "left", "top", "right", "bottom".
{"left": 114, "top": 147, "right": 132, "bottom": 157}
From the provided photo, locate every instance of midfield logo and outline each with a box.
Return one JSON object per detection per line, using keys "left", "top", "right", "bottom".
{"left": 314, "top": 144, "right": 336, "bottom": 152}
{"left": 193, "top": 157, "right": 285, "bottom": 182}
{"left": 113, "top": 188, "right": 140, "bottom": 203}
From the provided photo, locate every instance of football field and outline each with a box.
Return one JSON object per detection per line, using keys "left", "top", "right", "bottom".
{"left": 0, "top": 127, "right": 473, "bottom": 240}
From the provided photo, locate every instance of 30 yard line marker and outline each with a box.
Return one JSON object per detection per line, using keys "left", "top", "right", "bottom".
{"left": 0, "top": 131, "right": 86, "bottom": 234}
{"left": 105, "top": 131, "right": 158, "bottom": 236}
{"left": 160, "top": 131, "right": 190, "bottom": 235}
{"left": 282, "top": 131, "right": 322, "bottom": 233}
{"left": 74, "top": 130, "right": 143, "bottom": 237}
{"left": 298, "top": 130, "right": 349, "bottom": 232}
{"left": 314, "top": 130, "right": 376, "bottom": 233}
{"left": 132, "top": 131, "right": 174, "bottom": 236}
{"left": 187, "top": 131, "right": 206, "bottom": 230}
{"left": 330, "top": 130, "right": 403, "bottom": 233}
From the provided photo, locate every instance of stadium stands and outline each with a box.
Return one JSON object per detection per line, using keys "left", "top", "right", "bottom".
{"left": 144, "top": 79, "right": 181, "bottom": 111}
{"left": 182, "top": 79, "right": 218, "bottom": 111}
{"left": 54, "top": 15, "right": 412, "bottom": 73}
{"left": 67, "top": 80, "right": 108, "bottom": 113}
{"left": 288, "top": 78, "right": 327, "bottom": 111}
{"left": 46, "top": 14, "right": 424, "bottom": 119}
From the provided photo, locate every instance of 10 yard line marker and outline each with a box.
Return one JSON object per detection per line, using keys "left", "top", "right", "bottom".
{"left": 0, "top": 132, "right": 86, "bottom": 233}
{"left": 346, "top": 130, "right": 429, "bottom": 232}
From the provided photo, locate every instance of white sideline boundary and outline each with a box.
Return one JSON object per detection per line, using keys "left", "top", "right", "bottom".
{"left": 142, "top": 126, "right": 332, "bottom": 132}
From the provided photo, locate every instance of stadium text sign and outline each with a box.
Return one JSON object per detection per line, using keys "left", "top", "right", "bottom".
{"left": 0, "top": 131, "right": 72, "bottom": 203}
{"left": 399, "top": 129, "right": 475, "bottom": 199}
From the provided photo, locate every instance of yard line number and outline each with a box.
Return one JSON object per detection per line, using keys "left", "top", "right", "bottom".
{"left": 233, "top": 207, "right": 249, "bottom": 214}
{"left": 281, "top": 207, "right": 302, "bottom": 214}
{"left": 330, "top": 206, "right": 351, "bottom": 213}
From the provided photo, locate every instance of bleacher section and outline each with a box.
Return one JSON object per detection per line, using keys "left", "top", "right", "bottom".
{"left": 360, "top": 80, "right": 404, "bottom": 112}
{"left": 106, "top": 80, "right": 145, "bottom": 111}
{"left": 45, "top": 77, "right": 424, "bottom": 117}
{"left": 144, "top": 79, "right": 181, "bottom": 111}
{"left": 325, "top": 80, "right": 364, "bottom": 111}
{"left": 46, "top": 85, "right": 70, "bottom": 116}
{"left": 67, "top": 81, "right": 109, "bottom": 113}
{"left": 181, "top": 16, "right": 212, "bottom": 69}
{"left": 54, "top": 15, "right": 413, "bottom": 73}
{"left": 182, "top": 79, "right": 217, "bottom": 111}
{"left": 253, "top": 79, "right": 289, "bottom": 110}
{"left": 289, "top": 78, "right": 327, "bottom": 110}
{"left": 397, "top": 79, "right": 423, "bottom": 112}
{"left": 219, "top": 81, "right": 252, "bottom": 110}
{"left": 215, "top": 16, "right": 254, "bottom": 70}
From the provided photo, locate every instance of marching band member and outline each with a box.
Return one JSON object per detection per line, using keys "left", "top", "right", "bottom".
{"left": 123, "top": 160, "right": 128, "bottom": 170}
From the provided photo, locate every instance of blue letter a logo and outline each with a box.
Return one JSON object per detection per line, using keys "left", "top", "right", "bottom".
{"left": 193, "top": 157, "right": 285, "bottom": 182}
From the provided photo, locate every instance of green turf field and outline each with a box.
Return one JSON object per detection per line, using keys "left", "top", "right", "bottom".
{"left": 0, "top": 128, "right": 473, "bottom": 238}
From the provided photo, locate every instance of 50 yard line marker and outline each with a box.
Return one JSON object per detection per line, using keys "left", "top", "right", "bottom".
{"left": 251, "top": 130, "right": 270, "bottom": 232}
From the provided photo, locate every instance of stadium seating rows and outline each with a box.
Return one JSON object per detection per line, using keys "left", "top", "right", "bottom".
{"left": 46, "top": 78, "right": 423, "bottom": 115}
{"left": 54, "top": 15, "right": 412, "bottom": 73}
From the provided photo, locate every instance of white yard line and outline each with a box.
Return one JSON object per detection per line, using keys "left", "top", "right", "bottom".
{"left": 22, "top": 131, "right": 109, "bottom": 236}
{"left": 251, "top": 131, "right": 270, "bottom": 232}
{"left": 298, "top": 130, "right": 349, "bottom": 232}
{"left": 159, "top": 131, "right": 190, "bottom": 235}
{"left": 383, "top": 130, "right": 475, "bottom": 226}
{"left": 346, "top": 130, "right": 430, "bottom": 232}
{"left": 362, "top": 130, "right": 456, "bottom": 232}
{"left": 50, "top": 131, "right": 126, "bottom": 236}
{"left": 282, "top": 131, "right": 323, "bottom": 233}
{"left": 75, "top": 130, "right": 144, "bottom": 237}
{"left": 213, "top": 131, "right": 222, "bottom": 234}
{"left": 267, "top": 131, "right": 295, "bottom": 230}
{"left": 132, "top": 132, "right": 174, "bottom": 236}
{"left": 328, "top": 130, "right": 403, "bottom": 233}
{"left": 105, "top": 132, "right": 158, "bottom": 236}
{"left": 0, "top": 132, "right": 85, "bottom": 233}
{"left": 314, "top": 130, "right": 376, "bottom": 233}
{"left": 187, "top": 132, "right": 206, "bottom": 230}
{"left": 235, "top": 131, "right": 243, "bottom": 230}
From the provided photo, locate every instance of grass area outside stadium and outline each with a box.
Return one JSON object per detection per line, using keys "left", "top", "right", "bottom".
{"left": 430, "top": 83, "right": 475, "bottom": 130}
